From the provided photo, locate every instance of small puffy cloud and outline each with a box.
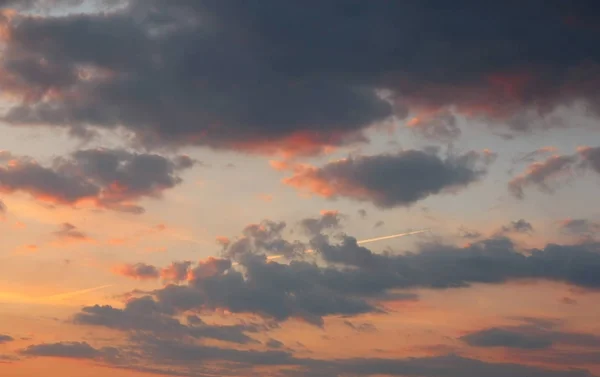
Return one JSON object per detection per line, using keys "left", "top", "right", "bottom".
{"left": 112, "top": 263, "right": 159, "bottom": 281}
{"left": 0, "top": 148, "right": 195, "bottom": 213}
{"left": 53, "top": 222, "right": 93, "bottom": 243}
{"left": 299, "top": 210, "right": 343, "bottom": 236}
{"left": 280, "top": 149, "right": 495, "bottom": 208}
{"left": 500, "top": 219, "right": 534, "bottom": 234}
{"left": 0, "top": 334, "right": 14, "bottom": 344}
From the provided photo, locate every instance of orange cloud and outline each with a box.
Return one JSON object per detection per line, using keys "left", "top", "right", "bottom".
{"left": 112, "top": 263, "right": 159, "bottom": 281}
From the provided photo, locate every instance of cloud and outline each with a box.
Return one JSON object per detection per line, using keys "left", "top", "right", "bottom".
{"left": 560, "top": 219, "right": 600, "bottom": 237}
{"left": 0, "top": 2, "right": 598, "bottom": 155}
{"left": 113, "top": 263, "right": 159, "bottom": 281}
{"left": 299, "top": 210, "right": 343, "bottom": 236}
{"left": 0, "top": 355, "right": 19, "bottom": 363}
{"left": 508, "top": 146, "right": 600, "bottom": 198}
{"left": 73, "top": 296, "right": 257, "bottom": 344}
{"left": 223, "top": 220, "right": 305, "bottom": 260}
{"left": 461, "top": 319, "right": 600, "bottom": 350}
{"left": 0, "top": 148, "right": 194, "bottom": 213}
{"left": 265, "top": 338, "right": 284, "bottom": 349}
{"left": 0, "top": 334, "right": 14, "bottom": 344}
{"left": 461, "top": 327, "right": 553, "bottom": 349}
{"left": 19, "top": 341, "right": 102, "bottom": 359}
{"left": 280, "top": 149, "right": 495, "bottom": 208}
{"left": 405, "top": 110, "right": 461, "bottom": 142}
{"left": 458, "top": 227, "right": 482, "bottom": 240}
{"left": 509, "top": 154, "right": 578, "bottom": 198}
{"left": 53, "top": 222, "right": 93, "bottom": 243}
{"left": 26, "top": 336, "right": 593, "bottom": 377}
{"left": 159, "top": 261, "right": 193, "bottom": 283}
{"left": 88, "top": 215, "right": 600, "bottom": 328}
{"left": 500, "top": 219, "right": 534, "bottom": 234}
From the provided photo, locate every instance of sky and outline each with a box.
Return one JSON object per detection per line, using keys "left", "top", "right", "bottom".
{"left": 1, "top": 0, "right": 600, "bottom": 376}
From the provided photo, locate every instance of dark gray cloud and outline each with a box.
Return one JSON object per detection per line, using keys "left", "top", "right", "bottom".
{"left": 500, "top": 219, "right": 534, "bottom": 234}
{"left": 92, "top": 218, "right": 600, "bottom": 328}
{"left": 282, "top": 149, "right": 496, "bottom": 208}
{"left": 21, "top": 336, "right": 593, "bottom": 377}
{"left": 357, "top": 209, "right": 367, "bottom": 218}
{"left": 0, "top": 148, "right": 194, "bottom": 213}
{"left": 343, "top": 320, "right": 377, "bottom": 333}
{"left": 73, "top": 296, "right": 257, "bottom": 344}
{"left": 299, "top": 211, "right": 343, "bottom": 237}
{"left": 19, "top": 341, "right": 102, "bottom": 359}
{"left": 0, "top": 334, "right": 14, "bottom": 344}
{"left": 265, "top": 338, "right": 284, "bottom": 349}
{"left": 461, "top": 327, "right": 553, "bottom": 349}
{"left": 461, "top": 319, "right": 600, "bottom": 350}
{"left": 0, "top": 1, "right": 598, "bottom": 155}
{"left": 223, "top": 220, "right": 306, "bottom": 260}
{"left": 560, "top": 219, "right": 600, "bottom": 237}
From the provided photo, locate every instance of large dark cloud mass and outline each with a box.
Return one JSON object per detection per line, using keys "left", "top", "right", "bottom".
{"left": 80, "top": 213, "right": 600, "bottom": 330}
{"left": 0, "top": 1, "right": 598, "bottom": 154}
{"left": 0, "top": 148, "right": 194, "bottom": 213}
{"left": 281, "top": 149, "right": 495, "bottom": 208}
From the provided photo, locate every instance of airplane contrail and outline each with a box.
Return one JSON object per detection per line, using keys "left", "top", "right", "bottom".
{"left": 41, "top": 284, "right": 113, "bottom": 302}
{"left": 356, "top": 229, "right": 430, "bottom": 245}
{"left": 0, "top": 284, "right": 113, "bottom": 305}
{"left": 233, "top": 228, "right": 430, "bottom": 264}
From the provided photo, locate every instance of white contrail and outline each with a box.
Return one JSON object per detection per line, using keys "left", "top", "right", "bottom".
{"left": 232, "top": 228, "right": 430, "bottom": 265}
{"left": 42, "top": 284, "right": 113, "bottom": 302}
{"left": 0, "top": 284, "right": 113, "bottom": 305}
{"left": 356, "top": 229, "right": 430, "bottom": 245}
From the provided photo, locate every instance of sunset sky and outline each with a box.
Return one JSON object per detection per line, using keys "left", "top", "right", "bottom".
{"left": 1, "top": 1, "right": 600, "bottom": 376}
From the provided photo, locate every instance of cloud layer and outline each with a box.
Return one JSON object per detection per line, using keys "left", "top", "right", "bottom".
{"left": 0, "top": 1, "right": 598, "bottom": 154}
